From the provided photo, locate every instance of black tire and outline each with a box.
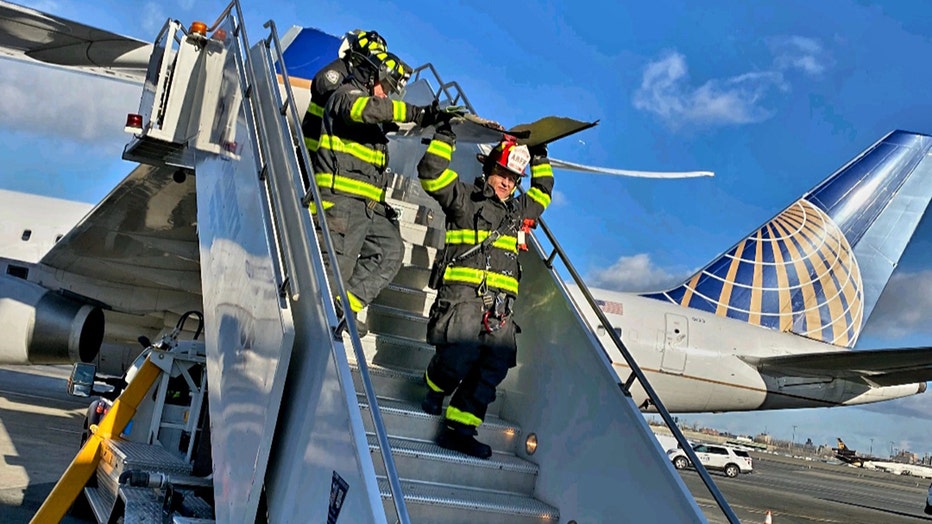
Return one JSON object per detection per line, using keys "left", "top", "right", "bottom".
{"left": 924, "top": 502, "right": 932, "bottom": 515}
{"left": 724, "top": 464, "right": 740, "bottom": 478}
{"left": 673, "top": 456, "right": 690, "bottom": 470}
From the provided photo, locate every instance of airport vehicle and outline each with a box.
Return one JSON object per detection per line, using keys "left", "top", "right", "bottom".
{"left": 668, "top": 444, "right": 754, "bottom": 478}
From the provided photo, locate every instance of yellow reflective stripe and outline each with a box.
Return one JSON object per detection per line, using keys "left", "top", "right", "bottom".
{"left": 350, "top": 97, "right": 369, "bottom": 122}
{"left": 392, "top": 100, "right": 406, "bottom": 121}
{"left": 445, "top": 405, "right": 482, "bottom": 427}
{"left": 442, "top": 266, "right": 519, "bottom": 295}
{"left": 527, "top": 187, "right": 551, "bottom": 209}
{"left": 444, "top": 229, "right": 518, "bottom": 253}
{"left": 308, "top": 101, "right": 324, "bottom": 118}
{"left": 420, "top": 168, "right": 457, "bottom": 192}
{"left": 346, "top": 291, "right": 365, "bottom": 312}
{"left": 315, "top": 173, "right": 385, "bottom": 201}
{"left": 426, "top": 139, "right": 453, "bottom": 161}
{"left": 424, "top": 371, "right": 443, "bottom": 393}
{"left": 306, "top": 200, "right": 335, "bottom": 214}
{"left": 304, "top": 136, "right": 319, "bottom": 152}
{"left": 531, "top": 163, "right": 553, "bottom": 179}
{"left": 319, "top": 134, "right": 386, "bottom": 166}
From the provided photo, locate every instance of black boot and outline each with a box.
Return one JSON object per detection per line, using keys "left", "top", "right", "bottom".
{"left": 353, "top": 312, "right": 368, "bottom": 337}
{"left": 437, "top": 422, "right": 492, "bottom": 459}
{"left": 421, "top": 390, "right": 444, "bottom": 416}
{"left": 334, "top": 298, "right": 367, "bottom": 337}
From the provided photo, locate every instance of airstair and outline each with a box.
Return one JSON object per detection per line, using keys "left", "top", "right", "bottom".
{"left": 47, "top": 2, "right": 740, "bottom": 522}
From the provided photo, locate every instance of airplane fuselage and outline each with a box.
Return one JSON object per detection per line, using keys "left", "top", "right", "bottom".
{"left": 571, "top": 286, "right": 925, "bottom": 412}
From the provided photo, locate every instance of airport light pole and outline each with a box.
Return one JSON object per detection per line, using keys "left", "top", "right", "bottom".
{"left": 890, "top": 441, "right": 895, "bottom": 458}
{"left": 792, "top": 425, "right": 797, "bottom": 450}
{"left": 870, "top": 438, "right": 873, "bottom": 456}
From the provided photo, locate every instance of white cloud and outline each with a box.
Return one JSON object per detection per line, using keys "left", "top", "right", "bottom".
{"left": 634, "top": 36, "right": 827, "bottom": 129}
{"left": 550, "top": 189, "right": 567, "bottom": 206}
{"left": 864, "top": 270, "right": 932, "bottom": 339}
{"left": 770, "top": 36, "right": 828, "bottom": 76}
{"left": 632, "top": 52, "right": 785, "bottom": 128}
{"left": 0, "top": 60, "right": 139, "bottom": 144}
{"left": 587, "top": 253, "right": 690, "bottom": 292}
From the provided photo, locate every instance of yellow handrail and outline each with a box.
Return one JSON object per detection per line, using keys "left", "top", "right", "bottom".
{"left": 31, "top": 358, "right": 162, "bottom": 523}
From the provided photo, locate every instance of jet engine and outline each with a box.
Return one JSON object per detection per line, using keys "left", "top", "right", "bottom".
{"left": 0, "top": 275, "right": 104, "bottom": 365}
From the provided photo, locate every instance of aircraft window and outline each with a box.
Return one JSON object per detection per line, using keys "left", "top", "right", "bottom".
{"left": 21, "top": 229, "right": 32, "bottom": 241}
{"left": 6, "top": 265, "right": 28, "bottom": 279}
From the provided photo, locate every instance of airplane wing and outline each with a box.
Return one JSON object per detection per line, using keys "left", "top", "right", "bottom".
{"left": 746, "top": 347, "right": 932, "bottom": 387}
{"left": 34, "top": 163, "right": 201, "bottom": 327}
{"left": 0, "top": 1, "right": 149, "bottom": 83}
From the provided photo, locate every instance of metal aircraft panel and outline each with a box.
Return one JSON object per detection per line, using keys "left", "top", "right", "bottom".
{"left": 0, "top": 0, "right": 149, "bottom": 82}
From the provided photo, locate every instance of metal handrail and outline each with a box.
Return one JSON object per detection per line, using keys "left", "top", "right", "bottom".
{"left": 260, "top": 17, "right": 411, "bottom": 524}
{"left": 532, "top": 217, "right": 740, "bottom": 523}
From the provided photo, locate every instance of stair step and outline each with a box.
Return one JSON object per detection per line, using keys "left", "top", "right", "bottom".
{"left": 378, "top": 478, "right": 559, "bottom": 524}
{"left": 400, "top": 241, "right": 438, "bottom": 270}
{"left": 368, "top": 435, "right": 539, "bottom": 494}
{"left": 374, "top": 282, "right": 436, "bottom": 316}
{"left": 367, "top": 303, "right": 428, "bottom": 341}
{"left": 357, "top": 332, "right": 437, "bottom": 374}
{"left": 358, "top": 396, "right": 519, "bottom": 453}
{"left": 349, "top": 363, "right": 505, "bottom": 417}
{"left": 394, "top": 266, "right": 431, "bottom": 290}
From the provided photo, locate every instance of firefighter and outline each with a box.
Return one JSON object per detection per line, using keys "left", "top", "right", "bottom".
{"left": 301, "top": 29, "right": 387, "bottom": 160}
{"left": 310, "top": 50, "right": 446, "bottom": 334}
{"left": 417, "top": 122, "right": 553, "bottom": 459}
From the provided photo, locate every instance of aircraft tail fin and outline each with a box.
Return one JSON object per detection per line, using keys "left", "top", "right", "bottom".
{"left": 642, "top": 130, "right": 932, "bottom": 348}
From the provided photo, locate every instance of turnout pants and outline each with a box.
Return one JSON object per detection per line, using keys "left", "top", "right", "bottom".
{"left": 424, "top": 287, "right": 518, "bottom": 428}
{"left": 312, "top": 194, "right": 403, "bottom": 310}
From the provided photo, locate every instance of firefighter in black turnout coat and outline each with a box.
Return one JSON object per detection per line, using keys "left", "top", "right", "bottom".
{"left": 301, "top": 30, "right": 386, "bottom": 157}
{"left": 309, "top": 49, "right": 447, "bottom": 333}
{"left": 418, "top": 125, "right": 553, "bottom": 459}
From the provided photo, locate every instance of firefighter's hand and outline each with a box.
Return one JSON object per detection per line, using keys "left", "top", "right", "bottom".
{"left": 415, "top": 100, "right": 443, "bottom": 128}
{"left": 529, "top": 142, "right": 548, "bottom": 158}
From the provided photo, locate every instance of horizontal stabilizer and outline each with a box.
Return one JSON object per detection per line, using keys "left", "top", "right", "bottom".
{"left": 744, "top": 347, "right": 932, "bottom": 387}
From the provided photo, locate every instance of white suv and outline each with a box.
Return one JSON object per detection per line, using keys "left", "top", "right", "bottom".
{"left": 668, "top": 443, "right": 753, "bottom": 478}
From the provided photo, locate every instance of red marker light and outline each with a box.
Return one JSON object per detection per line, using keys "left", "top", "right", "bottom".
{"left": 124, "top": 113, "right": 143, "bottom": 134}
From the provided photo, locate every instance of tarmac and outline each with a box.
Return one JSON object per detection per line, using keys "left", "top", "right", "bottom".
{"left": 0, "top": 364, "right": 929, "bottom": 524}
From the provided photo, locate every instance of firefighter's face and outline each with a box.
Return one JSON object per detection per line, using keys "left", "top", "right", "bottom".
{"left": 487, "top": 170, "right": 518, "bottom": 201}
{"left": 372, "top": 81, "right": 388, "bottom": 98}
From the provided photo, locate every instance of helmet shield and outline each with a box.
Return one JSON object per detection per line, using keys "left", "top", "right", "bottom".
{"left": 377, "top": 52, "right": 412, "bottom": 97}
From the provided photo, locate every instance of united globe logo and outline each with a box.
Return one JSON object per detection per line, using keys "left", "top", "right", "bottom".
{"left": 677, "top": 199, "right": 864, "bottom": 346}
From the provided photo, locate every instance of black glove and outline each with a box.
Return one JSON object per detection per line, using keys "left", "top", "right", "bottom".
{"left": 415, "top": 100, "right": 443, "bottom": 128}
{"left": 529, "top": 142, "right": 548, "bottom": 158}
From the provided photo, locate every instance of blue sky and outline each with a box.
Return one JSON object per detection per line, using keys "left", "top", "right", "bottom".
{"left": 1, "top": 1, "right": 930, "bottom": 457}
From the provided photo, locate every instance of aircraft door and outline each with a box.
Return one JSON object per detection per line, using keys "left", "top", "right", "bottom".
{"left": 661, "top": 313, "right": 688, "bottom": 374}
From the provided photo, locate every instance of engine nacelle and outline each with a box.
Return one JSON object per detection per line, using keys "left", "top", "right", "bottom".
{"left": 0, "top": 275, "right": 104, "bottom": 364}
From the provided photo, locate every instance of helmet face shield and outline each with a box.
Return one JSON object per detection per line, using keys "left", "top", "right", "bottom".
{"left": 377, "top": 52, "right": 413, "bottom": 97}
